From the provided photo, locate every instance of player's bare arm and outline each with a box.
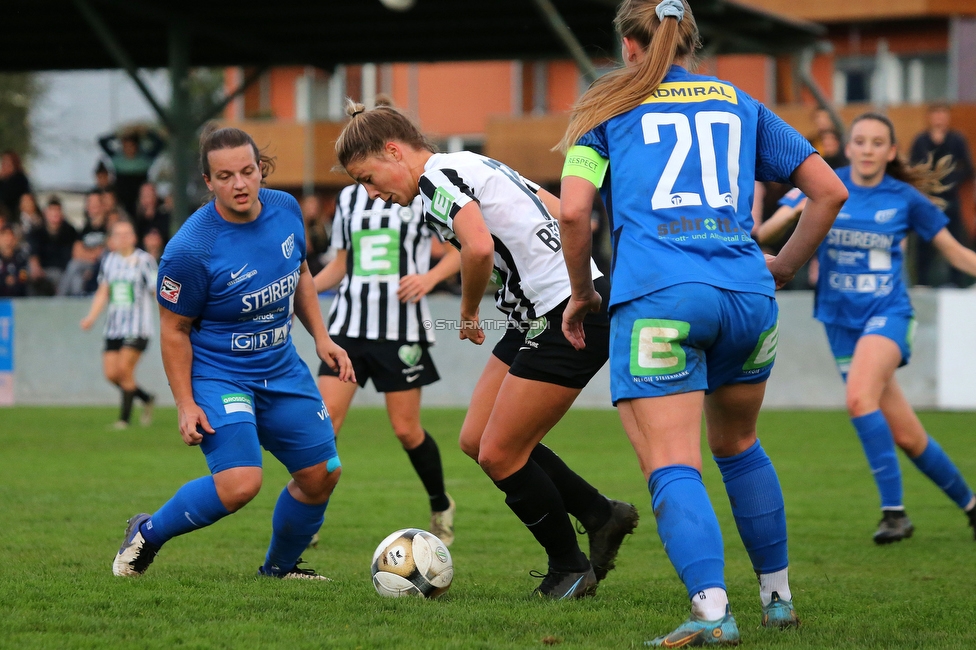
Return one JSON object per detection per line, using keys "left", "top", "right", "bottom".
{"left": 294, "top": 260, "right": 356, "bottom": 383}
{"left": 452, "top": 203, "right": 494, "bottom": 345}
{"left": 397, "top": 245, "right": 460, "bottom": 304}
{"left": 158, "top": 305, "right": 213, "bottom": 445}
{"left": 312, "top": 249, "right": 347, "bottom": 293}
{"left": 767, "top": 154, "right": 848, "bottom": 289}
{"left": 558, "top": 174, "right": 601, "bottom": 350}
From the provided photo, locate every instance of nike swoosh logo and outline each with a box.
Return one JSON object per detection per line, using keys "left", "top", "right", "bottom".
{"left": 230, "top": 264, "right": 249, "bottom": 279}
{"left": 561, "top": 576, "right": 585, "bottom": 600}
{"left": 405, "top": 374, "right": 420, "bottom": 383}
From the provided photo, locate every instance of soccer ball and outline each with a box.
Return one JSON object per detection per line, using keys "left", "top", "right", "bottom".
{"left": 370, "top": 528, "right": 453, "bottom": 598}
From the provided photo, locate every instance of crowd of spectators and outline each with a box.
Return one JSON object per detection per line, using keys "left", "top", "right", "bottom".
{"left": 0, "top": 107, "right": 973, "bottom": 299}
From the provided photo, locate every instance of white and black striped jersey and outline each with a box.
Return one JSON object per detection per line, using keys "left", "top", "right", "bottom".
{"left": 419, "top": 151, "right": 601, "bottom": 326}
{"left": 98, "top": 249, "right": 157, "bottom": 340}
{"left": 327, "top": 184, "right": 437, "bottom": 343}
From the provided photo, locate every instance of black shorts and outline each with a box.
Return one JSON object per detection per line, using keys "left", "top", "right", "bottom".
{"left": 318, "top": 335, "right": 440, "bottom": 393}
{"left": 104, "top": 337, "right": 149, "bottom": 352}
{"left": 492, "top": 276, "right": 610, "bottom": 390}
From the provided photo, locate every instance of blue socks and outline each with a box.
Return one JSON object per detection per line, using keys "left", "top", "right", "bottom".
{"left": 140, "top": 475, "right": 230, "bottom": 548}
{"left": 911, "top": 436, "right": 975, "bottom": 509}
{"left": 714, "top": 440, "right": 788, "bottom": 574}
{"left": 262, "top": 487, "right": 329, "bottom": 575}
{"left": 851, "top": 410, "right": 903, "bottom": 509}
{"left": 649, "top": 465, "right": 725, "bottom": 598}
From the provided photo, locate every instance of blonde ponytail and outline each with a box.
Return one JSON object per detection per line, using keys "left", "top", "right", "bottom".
{"left": 557, "top": 0, "right": 700, "bottom": 153}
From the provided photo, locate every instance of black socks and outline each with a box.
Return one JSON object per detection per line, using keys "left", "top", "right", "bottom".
{"left": 493, "top": 459, "right": 588, "bottom": 572}
{"left": 405, "top": 431, "right": 450, "bottom": 512}
{"left": 531, "top": 444, "right": 611, "bottom": 532}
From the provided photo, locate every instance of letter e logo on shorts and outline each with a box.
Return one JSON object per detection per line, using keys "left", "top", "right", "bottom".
{"left": 630, "top": 319, "right": 690, "bottom": 377}
{"left": 742, "top": 321, "right": 778, "bottom": 371}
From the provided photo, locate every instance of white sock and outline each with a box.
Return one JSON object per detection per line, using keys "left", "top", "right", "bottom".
{"left": 690, "top": 587, "right": 728, "bottom": 621}
{"left": 964, "top": 495, "right": 975, "bottom": 512}
{"left": 759, "top": 567, "right": 791, "bottom": 607}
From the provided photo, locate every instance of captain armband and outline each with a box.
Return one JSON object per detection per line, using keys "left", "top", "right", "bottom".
{"left": 561, "top": 146, "right": 609, "bottom": 189}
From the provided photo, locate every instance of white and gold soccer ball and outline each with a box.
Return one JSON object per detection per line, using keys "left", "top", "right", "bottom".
{"left": 370, "top": 528, "right": 453, "bottom": 598}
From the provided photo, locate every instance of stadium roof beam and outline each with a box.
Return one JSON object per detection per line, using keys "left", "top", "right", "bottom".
{"left": 3, "top": 0, "right": 823, "bottom": 221}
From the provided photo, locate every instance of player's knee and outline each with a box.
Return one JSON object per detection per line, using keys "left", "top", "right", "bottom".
{"left": 306, "top": 466, "right": 341, "bottom": 503}
{"left": 845, "top": 391, "right": 876, "bottom": 418}
{"left": 458, "top": 431, "right": 481, "bottom": 461}
{"left": 220, "top": 477, "right": 262, "bottom": 512}
{"left": 393, "top": 425, "right": 423, "bottom": 449}
{"left": 477, "top": 448, "right": 509, "bottom": 481}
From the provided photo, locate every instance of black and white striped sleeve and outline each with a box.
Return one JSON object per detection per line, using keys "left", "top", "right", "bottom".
{"left": 332, "top": 185, "right": 356, "bottom": 250}
{"left": 419, "top": 168, "right": 476, "bottom": 233}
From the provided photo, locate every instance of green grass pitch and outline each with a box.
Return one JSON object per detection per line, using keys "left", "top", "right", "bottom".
{"left": 1, "top": 406, "right": 975, "bottom": 648}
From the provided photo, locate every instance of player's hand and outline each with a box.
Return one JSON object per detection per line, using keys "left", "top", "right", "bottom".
{"left": 177, "top": 402, "right": 214, "bottom": 446}
{"left": 397, "top": 273, "right": 434, "bottom": 304}
{"left": 562, "top": 289, "right": 601, "bottom": 351}
{"left": 318, "top": 337, "right": 357, "bottom": 383}
{"left": 765, "top": 253, "right": 795, "bottom": 290}
{"left": 80, "top": 316, "right": 95, "bottom": 331}
{"left": 459, "top": 310, "right": 485, "bottom": 345}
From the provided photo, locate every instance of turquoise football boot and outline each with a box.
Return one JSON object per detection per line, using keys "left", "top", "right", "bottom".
{"left": 761, "top": 591, "right": 799, "bottom": 629}
{"left": 645, "top": 605, "right": 740, "bottom": 647}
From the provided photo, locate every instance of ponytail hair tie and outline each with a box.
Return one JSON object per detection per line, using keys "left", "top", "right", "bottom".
{"left": 656, "top": 0, "right": 684, "bottom": 22}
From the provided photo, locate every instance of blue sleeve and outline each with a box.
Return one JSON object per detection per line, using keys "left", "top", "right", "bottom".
{"left": 755, "top": 103, "right": 817, "bottom": 184}
{"left": 907, "top": 186, "right": 949, "bottom": 242}
{"left": 576, "top": 122, "right": 609, "bottom": 159}
{"left": 777, "top": 187, "right": 807, "bottom": 209}
{"left": 156, "top": 234, "right": 211, "bottom": 318}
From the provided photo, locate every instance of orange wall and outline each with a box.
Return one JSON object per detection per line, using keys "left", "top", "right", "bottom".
{"left": 547, "top": 61, "right": 580, "bottom": 114}
{"left": 269, "top": 67, "right": 302, "bottom": 121}
{"left": 714, "top": 55, "right": 772, "bottom": 104}
{"left": 415, "top": 61, "right": 514, "bottom": 136}
{"left": 738, "top": 0, "right": 976, "bottom": 21}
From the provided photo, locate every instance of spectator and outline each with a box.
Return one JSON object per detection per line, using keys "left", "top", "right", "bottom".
{"left": 0, "top": 151, "right": 31, "bottom": 219}
{"left": 808, "top": 107, "right": 837, "bottom": 154}
{"left": 133, "top": 182, "right": 170, "bottom": 248}
{"left": 911, "top": 103, "right": 976, "bottom": 287}
{"left": 58, "top": 191, "right": 109, "bottom": 296}
{"left": 98, "top": 127, "right": 165, "bottom": 218}
{"left": 93, "top": 160, "right": 114, "bottom": 193}
{"left": 0, "top": 226, "right": 29, "bottom": 297}
{"left": 301, "top": 193, "right": 334, "bottom": 276}
{"left": 142, "top": 228, "right": 165, "bottom": 262}
{"left": 27, "top": 196, "right": 77, "bottom": 296}
{"left": 819, "top": 129, "right": 848, "bottom": 170}
{"left": 100, "top": 190, "right": 130, "bottom": 222}
{"left": 17, "top": 192, "right": 43, "bottom": 240}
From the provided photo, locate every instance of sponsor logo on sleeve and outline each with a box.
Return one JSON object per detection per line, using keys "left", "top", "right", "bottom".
{"left": 159, "top": 276, "right": 182, "bottom": 304}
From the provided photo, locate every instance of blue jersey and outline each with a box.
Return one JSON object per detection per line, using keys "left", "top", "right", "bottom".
{"left": 573, "top": 65, "right": 815, "bottom": 307}
{"left": 814, "top": 167, "right": 948, "bottom": 327}
{"left": 157, "top": 189, "right": 307, "bottom": 379}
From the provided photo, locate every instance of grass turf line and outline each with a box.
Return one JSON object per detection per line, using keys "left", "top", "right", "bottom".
{"left": 0, "top": 407, "right": 975, "bottom": 648}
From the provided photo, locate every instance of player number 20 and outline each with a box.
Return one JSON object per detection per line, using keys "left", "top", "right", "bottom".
{"left": 641, "top": 111, "right": 741, "bottom": 211}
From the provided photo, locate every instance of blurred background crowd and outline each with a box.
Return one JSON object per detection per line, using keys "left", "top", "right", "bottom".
{"left": 2, "top": 100, "right": 971, "bottom": 299}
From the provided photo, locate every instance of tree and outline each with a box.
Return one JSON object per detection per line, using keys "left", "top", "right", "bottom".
{"left": 0, "top": 74, "right": 39, "bottom": 157}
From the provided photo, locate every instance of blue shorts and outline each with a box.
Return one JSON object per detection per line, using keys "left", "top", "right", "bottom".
{"left": 823, "top": 314, "right": 916, "bottom": 381}
{"left": 192, "top": 360, "right": 339, "bottom": 475}
{"left": 609, "top": 283, "right": 779, "bottom": 403}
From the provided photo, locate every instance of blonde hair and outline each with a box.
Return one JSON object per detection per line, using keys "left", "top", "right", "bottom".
{"left": 852, "top": 113, "right": 953, "bottom": 209}
{"left": 557, "top": 0, "right": 700, "bottom": 152}
{"left": 335, "top": 99, "right": 435, "bottom": 170}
